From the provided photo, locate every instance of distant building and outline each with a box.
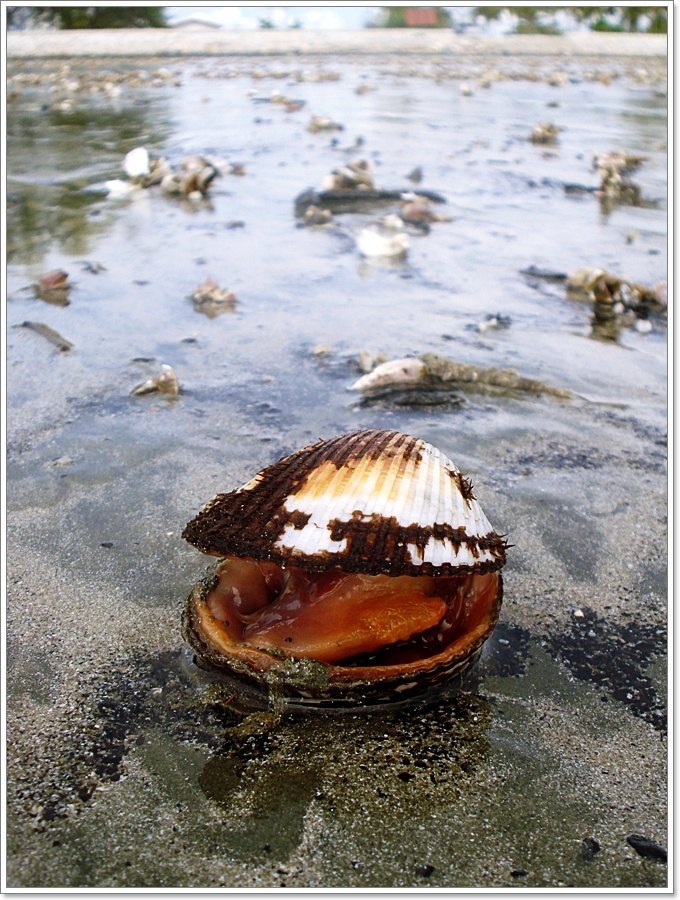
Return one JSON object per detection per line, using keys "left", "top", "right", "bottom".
{"left": 404, "top": 8, "right": 439, "bottom": 28}
{"left": 171, "top": 18, "right": 222, "bottom": 31}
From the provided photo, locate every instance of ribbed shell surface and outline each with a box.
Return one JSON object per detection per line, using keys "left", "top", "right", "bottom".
{"left": 182, "top": 430, "right": 507, "bottom": 577}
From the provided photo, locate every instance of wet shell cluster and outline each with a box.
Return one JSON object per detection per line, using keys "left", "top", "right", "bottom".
{"left": 182, "top": 429, "right": 507, "bottom": 710}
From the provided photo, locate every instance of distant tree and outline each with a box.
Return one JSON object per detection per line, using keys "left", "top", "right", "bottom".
{"left": 14, "top": 7, "right": 168, "bottom": 29}
{"left": 474, "top": 6, "right": 667, "bottom": 33}
{"left": 258, "top": 17, "right": 275, "bottom": 29}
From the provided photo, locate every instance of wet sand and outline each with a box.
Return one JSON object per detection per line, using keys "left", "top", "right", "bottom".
{"left": 5, "top": 43, "right": 668, "bottom": 889}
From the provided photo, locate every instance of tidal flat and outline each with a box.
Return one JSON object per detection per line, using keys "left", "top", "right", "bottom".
{"left": 6, "top": 47, "right": 667, "bottom": 888}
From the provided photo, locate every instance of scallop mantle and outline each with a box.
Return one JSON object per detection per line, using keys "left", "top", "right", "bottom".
{"left": 182, "top": 429, "right": 507, "bottom": 577}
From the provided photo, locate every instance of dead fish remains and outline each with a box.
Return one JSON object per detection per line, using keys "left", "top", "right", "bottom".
{"left": 182, "top": 429, "right": 507, "bottom": 710}
{"left": 350, "top": 354, "right": 572, "bottom": 400}
{"left": 16, "top": 321, "right": 74, "bottom": 353}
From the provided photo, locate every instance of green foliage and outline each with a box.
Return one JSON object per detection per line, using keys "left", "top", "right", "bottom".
{"left": 473, "top": 5, "right": 667, "bottom": 33}
{"left": 647, "top": 10, "right": 668, "bottom": 33}
{"left": 515, "top": 19, "right": 562, "bottom": 35}
{"left": 591, "top": 18, "right": 625, "bottom": 32}
{"left": 17, "top": 6, "right": 168, "bottom": 29}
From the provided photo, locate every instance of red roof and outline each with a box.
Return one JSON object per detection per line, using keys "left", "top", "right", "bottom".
{"left": 404, "top": 8, "right": 438, "bottom": 27}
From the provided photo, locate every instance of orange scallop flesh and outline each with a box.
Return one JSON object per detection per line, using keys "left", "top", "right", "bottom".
{"left": 194, "top": 556, "right": 500, "bottom": 677}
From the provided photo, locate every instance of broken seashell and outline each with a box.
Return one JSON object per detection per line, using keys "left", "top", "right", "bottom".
{"left": 182, "top": 429, "right": 507, "bottom": 710}
{"left": 142, "top": 156, "right": 173, "bottom": 187}
{"left": 307, "top": 114, "right": 344, "bottom": 134}
{"left": 123, "top": 146, "right": 150, "bottom": 180}
{"left": 651, "top": 281, "right": 667, "bottom": 308}
{"left": 378, "top": 213, "right": 406, "bottom": 232}
{"left": 358, "top": 349, "right": 389, "bottom": 373}
{"left": 312, "top": 343, "right": 333, "bottom": 357}
{"left": 566, "top": 269, "right": 665, "bottom": 328}
{"left": 191, "top": 279, "right": 236, "bottom": 305}
{"left": 635, "top": 318, "right": 652, "bottom": 335}
{"left": 357, "top": 228, "right": 409, "bottom": 259}
{"left": 104, "top": 179, "right": 137, "bottom": 198}
{"left": 160, "top": 172, "right": 183, "bottom": 196}
{"left": 592, "top": 151, "right": 645, "bottom": 175}
{"left": 530, "top": 122, "right": 562, "bottom": 145}
{"left": 400, "top": 198, "right": 453, "bottom": 227}
{"left": 322, "top": 159, "right": 374, "bottom": 192}
{"left": 593, "top": 151, "right": 645, "bottom": 207}
{"left": 303, "top": 205, "right": 333, "bottom": 226}
{"left": 131, "top": 363, "right": 180, "bottom": 397}
{"left": 33, "top": 269, "right": 73, "bottom": 305}
{"left": 156, "top": 158, "right": 218, "bottom": 198}
{"left": 476, "top": 313, "right": 512, "bottom": 334}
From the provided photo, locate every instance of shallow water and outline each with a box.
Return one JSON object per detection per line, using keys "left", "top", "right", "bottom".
{"left": 6, "top": 56, "right": 668, "bottom": 889}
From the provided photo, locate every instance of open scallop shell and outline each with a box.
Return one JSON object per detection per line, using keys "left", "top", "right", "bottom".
{"left": 183, "top": 429, "right": 506, "bottom": 577}
{"left": 182, "top": 429, "right": 507, "bottom": 710}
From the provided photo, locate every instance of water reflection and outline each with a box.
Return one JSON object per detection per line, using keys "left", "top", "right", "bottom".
{"left": 7, "top": 99, "right": 173, "bottom": 265}
{"left": 7, "top": 185, "right": 111, "bottom": 264}
{"left": 590, "top": 299, "right": 622, "bottom": 342}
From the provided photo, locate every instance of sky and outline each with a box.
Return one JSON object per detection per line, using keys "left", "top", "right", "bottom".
{"left": 164, "top": 5, "right": 384, "bottom": 29}
{"left": 162, "top": 5, "right": 602, "bottom": 33}
{"left": 162, "top": 5, "right": 588, "bottom": 34}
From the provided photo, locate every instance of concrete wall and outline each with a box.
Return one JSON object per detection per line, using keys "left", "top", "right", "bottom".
{"left": 7, "top": 28, "right": 668, "bottom": 59}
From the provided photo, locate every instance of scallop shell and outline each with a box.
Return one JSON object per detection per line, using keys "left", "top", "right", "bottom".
{"left": 183, "top": 429, "right": 506, "bottom": 577}
{"left": 182, "top": 429, "right": 507, "bottom": 710}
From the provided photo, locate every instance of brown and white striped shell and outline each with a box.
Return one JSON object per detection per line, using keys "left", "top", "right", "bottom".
{"left": 182, "top": 429, "right": 507, "bottom": 710}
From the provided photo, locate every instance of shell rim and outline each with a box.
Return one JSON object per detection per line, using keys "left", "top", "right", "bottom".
{"left": 182, "top": 563, "right": 504, "bottom": 704}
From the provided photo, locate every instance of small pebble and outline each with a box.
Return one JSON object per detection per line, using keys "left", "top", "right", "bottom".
{"left": 626, "top": 834, "right": 667, "bottom": 862}
{"left": 46, "top": 456, "right": 73, "bottom": 468}
{"left": 312, "top": 343, "right": 332, "bottom": 357}
{"left": 415, "top": 864, "right": 435, "bottom": 878}
{"left": 580, "top": 837, "right": 601, "bottom": 861}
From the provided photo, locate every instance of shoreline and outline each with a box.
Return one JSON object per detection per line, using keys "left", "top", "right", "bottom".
{"left": 7, "top": 28, "right": 668, "bottom": 59}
